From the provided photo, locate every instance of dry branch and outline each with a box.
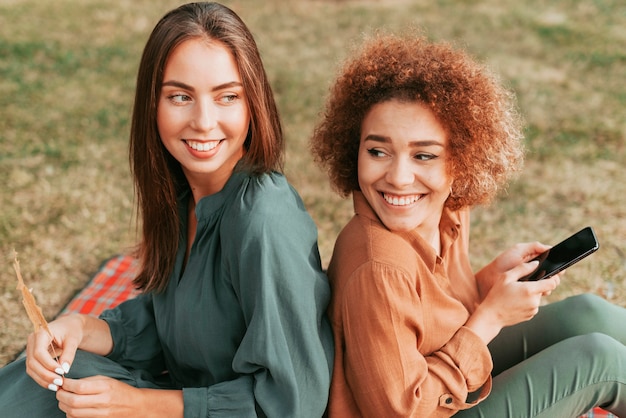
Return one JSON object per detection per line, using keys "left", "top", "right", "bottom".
{"left": 13, "top": 250, "right": 58, "bottom": 360}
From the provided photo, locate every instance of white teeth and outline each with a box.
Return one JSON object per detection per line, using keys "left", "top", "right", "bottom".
{"left": 186, "top": 140, "right": 219, "bottom": 151}
{"left": 383, "top": 193, "right": 421, "bottom": 206}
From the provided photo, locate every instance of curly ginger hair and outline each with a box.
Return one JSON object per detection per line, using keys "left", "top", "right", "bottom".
{"left": 310, "top": 32, "right": 525, "bottom": 210}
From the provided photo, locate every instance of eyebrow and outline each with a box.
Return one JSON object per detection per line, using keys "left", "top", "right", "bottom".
{"left": 161, "top": 80, "right": 243, "bottom": 92}
{"left": 363, "top": 134, "right": 445, "bottom": 148}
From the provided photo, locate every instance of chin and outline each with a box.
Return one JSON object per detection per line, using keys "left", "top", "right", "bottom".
{"left": 381, "top": 220, "right": 417, "bottom": 233}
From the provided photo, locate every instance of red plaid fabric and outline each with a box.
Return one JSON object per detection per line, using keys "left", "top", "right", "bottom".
{"left": 60, "top": 255, "right": 615, "bottom": 417}
{"left": 62, "top": 254, "right": 140, "bottom": 316}
{"left": 581, "top": 409, "right": 616, "bottom": 417}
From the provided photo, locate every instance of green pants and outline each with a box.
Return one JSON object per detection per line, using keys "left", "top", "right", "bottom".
{"left": 455, "top": 293, "right": 626, "bottom": 417}
{"left": 0, "top": 350, "right": 169, "bottom": 418}
{"left": 1, "top": 294, "right": 625, "bottom": 417}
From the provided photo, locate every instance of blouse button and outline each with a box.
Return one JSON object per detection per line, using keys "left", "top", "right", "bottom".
{"left": 445, "top": 397, "right": 453, "bottom": 404}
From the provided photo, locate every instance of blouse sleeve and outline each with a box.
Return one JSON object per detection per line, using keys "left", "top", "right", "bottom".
{"left": 206, "top": 177, "right": 334, "bottom": 417}
{"left": 340, "top": 262, "right": 491, "bottom": 417}
{"left": 99, "top": 294, "right": 166, "bottom": 376}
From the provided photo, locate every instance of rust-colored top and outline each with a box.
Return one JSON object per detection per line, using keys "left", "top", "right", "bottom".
{"left": 327, "top": 192, "right": 492, "bottom": 417}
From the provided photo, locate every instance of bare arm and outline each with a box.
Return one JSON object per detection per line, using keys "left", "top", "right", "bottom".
{"left": 72, "top": 314, "right": 114, "bottom": 356}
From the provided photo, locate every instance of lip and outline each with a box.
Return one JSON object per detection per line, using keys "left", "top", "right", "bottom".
{"left": 381, "top": 192, "right": 423, "bottom": 207}
{"left": 184, "top": 139, "right": 223, "bottom": 158}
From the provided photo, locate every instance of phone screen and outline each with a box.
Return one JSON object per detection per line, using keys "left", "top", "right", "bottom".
{"left": 519, "top": 226, "right": 599, "bottom": 281}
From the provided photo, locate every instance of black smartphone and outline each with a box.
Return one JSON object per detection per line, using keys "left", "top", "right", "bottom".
{"left": 519, "top": 226, "right": 599, "bottom": 281}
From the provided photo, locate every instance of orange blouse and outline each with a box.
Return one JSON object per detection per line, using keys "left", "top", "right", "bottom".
{"left": 327, "top": 192, "right": 492, "bottom": 417}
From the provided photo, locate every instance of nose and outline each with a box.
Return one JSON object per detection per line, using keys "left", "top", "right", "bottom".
{"left": 190, "top": 98, "right": 217, "bottom": 132}
{"left": 385, "top": 157, "right": 414, "bottom": 188}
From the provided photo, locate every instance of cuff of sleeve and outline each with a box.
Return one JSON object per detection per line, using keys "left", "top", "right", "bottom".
{"left": 183, "top": 376, "right": 256, "bottom": 418}
{"left": 438, "top": 376, "right": 492, "bottom": 410}
{"left": 436, "top": 326, "right": 493, "bottom": 410}
{"left": 99, "top": 310, "right": 127, "bottom": 361}
{"left": 447, "top": 326, "right": 493, "bottom": 389}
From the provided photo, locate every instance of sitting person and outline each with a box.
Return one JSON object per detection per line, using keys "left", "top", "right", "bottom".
{"left": 310, "top": 31, "right": 626, "bottom": 417}
{"left": 0, "top": 3, "right": 333, "bottom": 417}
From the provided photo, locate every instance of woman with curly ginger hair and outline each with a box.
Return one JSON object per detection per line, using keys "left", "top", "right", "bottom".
{"left": 312, "top": 32, "right": 626, "bottom": 417}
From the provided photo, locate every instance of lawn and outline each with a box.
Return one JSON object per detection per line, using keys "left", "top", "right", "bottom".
{"left": 1, "top": 0, "right": 624, "bottom": 365}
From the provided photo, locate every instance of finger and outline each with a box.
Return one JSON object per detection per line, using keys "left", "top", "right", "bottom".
{"left": 27, "top": 330, "right": 60, "bottom": 371}
{"left": 55, "top": 336, "right": 79, "bottom": 376}
{"left": 546, "top": 275, "right": 560, "bottom": 290}
{"left": 528, "top": 275, "right": 559, "bottom": 295}
{"left": 540, "top": 276, "right": 559, "bottom": 296}
{"left": 25, "top": 333, "right": 67, "bottom": 390}
{"left": 545, "top": 274, "right": 561, "bottom": 288}
{"left": 61, "top": 376, "right": 109, "bottom": 395}
{"left": 24, "top": 363, "right": 64, "bottom": 392}
{"left": 510, "top": 259, "right": 540, "bottom": 282}
{"left": 516, "top": 241, "right": 550, "bottom": 261}
{"left": 61, "top": 377, "right": 89, "bottom": 395}
{"left": 528, "top": 241, "right": 551, "bottom": 254}
{"left": 24, "top": 352, "right": 65, "bottom": 392}
{"left": 57, "top": 388, "right": 104, "bottom": 418}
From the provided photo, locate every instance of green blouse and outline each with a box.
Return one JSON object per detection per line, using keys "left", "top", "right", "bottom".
{"left": 101, "top": 170, "right": 333, "bottom": 417}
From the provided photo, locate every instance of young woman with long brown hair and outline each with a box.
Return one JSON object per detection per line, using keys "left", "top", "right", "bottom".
{"left": 0, "top": 3, "right": 333, "bottom": 417}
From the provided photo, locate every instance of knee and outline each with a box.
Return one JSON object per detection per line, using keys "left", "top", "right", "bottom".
{"left": 578, "top": 332, "right": 621, "bottom": 355}
{"left": 564, "top": 293, "right": 607, "bottom": 311}
{"left": 575, "top": 333, "right": 626, "bottom": 370}
{"left": 558, "top": 293, "right": 613, "bottom": 334}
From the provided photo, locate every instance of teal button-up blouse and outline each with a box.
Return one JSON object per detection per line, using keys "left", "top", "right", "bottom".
{"left": 101, "top": 170, "right": 333, "bottom": 417}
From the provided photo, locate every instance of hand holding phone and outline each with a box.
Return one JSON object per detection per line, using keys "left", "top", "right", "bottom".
{"left": 519, "top": 226, "right": 599, "bottom": 281}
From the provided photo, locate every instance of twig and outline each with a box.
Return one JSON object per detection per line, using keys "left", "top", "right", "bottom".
{"left": 13, "top": 250, "right": 59, "bottom": 362}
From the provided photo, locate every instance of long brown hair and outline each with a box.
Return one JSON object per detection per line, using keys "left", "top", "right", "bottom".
{"left": 129, "top": 2, "right": 283, "bottom": 292}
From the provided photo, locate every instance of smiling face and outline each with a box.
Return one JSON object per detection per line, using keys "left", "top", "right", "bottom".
{"left": 358, "top": 99, "right": 453, "bottom": 238}
{"left": 157, "top": 38, "right": 251, "bottom": 196}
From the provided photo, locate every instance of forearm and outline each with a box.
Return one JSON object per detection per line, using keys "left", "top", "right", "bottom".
{"left": 75, "top": 313, "right": 114, "bottom": 356}
{"left": 465, "top": 304, "right": 503, "bottom": 344}
{"left": 140, "top": 389, "right": 184, "bottom": 418}
{"left": 474, "top": 264, "right": 497, "bottom": 300}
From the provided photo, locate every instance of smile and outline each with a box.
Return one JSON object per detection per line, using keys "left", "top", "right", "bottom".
{"left": 382, "top": 193, "right": 422, "bottom": 206}
{"left": 184, "top": 139, "right": 221, "bottom": 151}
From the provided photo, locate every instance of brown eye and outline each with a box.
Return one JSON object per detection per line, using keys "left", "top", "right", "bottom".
{"left": 168, "top": 94, "right": 192, "bottom": 103}
{"left": 367, "top": 148, "right": 386, "bottom": 158}
{"left": 414, "top": 153, "right": 436, "bottom": 161}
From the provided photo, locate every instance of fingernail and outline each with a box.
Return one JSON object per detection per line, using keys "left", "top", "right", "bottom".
{"left": 53, "top": 378, "right": 63, "bottom": 386}
{"left": 48, "top": 383, "right": 58, "bottom": 392}
{"left": 62, "top": 362, "right": 70, "bottom": 374}
{"left": 55, "top": 367, "right": 65, "bottom": 375}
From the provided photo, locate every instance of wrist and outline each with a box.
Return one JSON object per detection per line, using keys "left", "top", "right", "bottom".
{"left": 140, "top": 389, "right": 184, "bottom": 418}
{"left": 76, "top": 315, "right": 113, "bottom": 355}
{"left": 465, "top": 305, "right": 502, "bottom": 344}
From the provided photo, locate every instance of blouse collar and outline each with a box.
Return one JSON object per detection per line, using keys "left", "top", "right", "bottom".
{"left": 178, "top": 170, "right": 248, "bottom": 222}
{"left": 352, "top": 191, "right": 462, "bottom": 272}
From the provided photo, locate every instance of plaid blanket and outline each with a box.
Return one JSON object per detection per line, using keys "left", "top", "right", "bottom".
{"left": 64, "top": 254, "right": 615, "bottom": 417}
{"left": 581, "top": 410, "right": 617, "bottom": 418}
{"left": 61, "top": 254, "right": 141, "bottom": 316}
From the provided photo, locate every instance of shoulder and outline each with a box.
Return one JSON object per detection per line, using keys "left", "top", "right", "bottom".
{"left": 231, "top": 171, "right": 306, "bottom": 215}
{"left": 328, "top": 222, "right": 421, "bottom": 323}
{"left": 222, "top": 171, "right": 316, "bottom": 239}
{"left": 329, "top": 214, "right": 421, "bottom": 288}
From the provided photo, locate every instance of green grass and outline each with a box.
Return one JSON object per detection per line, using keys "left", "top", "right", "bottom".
{"left": 1, "top": 0, "right": 625, "bottom": 365}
